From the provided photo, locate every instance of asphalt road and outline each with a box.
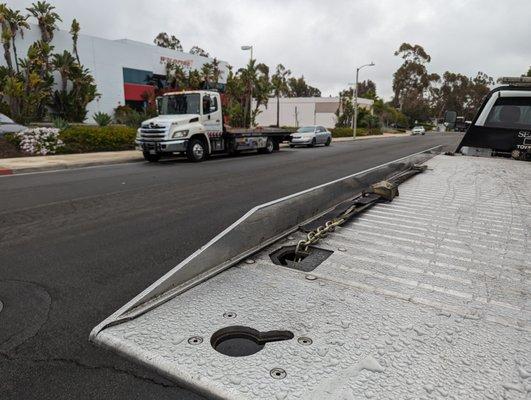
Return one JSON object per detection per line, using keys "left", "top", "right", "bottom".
{"left": 0, "top": 133, "right": 462, "bottom": 400}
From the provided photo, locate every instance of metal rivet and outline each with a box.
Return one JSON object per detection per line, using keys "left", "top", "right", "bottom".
{"left": 287, "top": 235, "right": 295, "bottom": 240}
{"left": 270, "top": 368, "right": 287, "bottom": 379}
{"left": 298, "top": 337, "right": 313, "bottom": 346}
{"left": 188, "top": 336, "right": 203, "bottom": 345}
{"left": 223, "top": 312, "right": 237, "bottom": 319}
{"left": 245, "top": 259, "right": 255, "bottom": 264}
{"left": 338, "top": 246, "right": 347, "bottom": 252}
{"left": 305, "top": 274, "right": 317, "bottom": 281}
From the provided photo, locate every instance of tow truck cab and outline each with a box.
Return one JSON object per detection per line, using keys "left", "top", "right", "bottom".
{"left": 135, "top": 90, "right": 289, "bottom": 162}
{"left": 457, "top": 76, "right": 531, "bottom": 161}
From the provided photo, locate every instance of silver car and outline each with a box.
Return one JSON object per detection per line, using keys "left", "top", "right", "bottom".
{"left": 0, "top": 113, "right": 26, "bottom": 137}
{"left": 290, "top": 125, "right": 332, "bottom": 147}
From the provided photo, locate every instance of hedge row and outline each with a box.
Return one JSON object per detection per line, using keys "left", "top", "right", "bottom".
{"left": 330, "top": 127, "right": 382, "bottom": 138}
{"left": 58, "top": 125, "right": 137, "bottom": 153}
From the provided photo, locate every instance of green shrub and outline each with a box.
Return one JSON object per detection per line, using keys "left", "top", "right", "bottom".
{"left": 4, "top": 132, "right": 21, "bottom": 147}
{"left": 59, "top": 125, "right": 137, "bottom": 153}
{"left": 113, "top": 105, "right": 151, "bottom": 128}
{"left": 93, "top": 112, "right": 112, "bottom": 127}
{"left": 330, "top": 127, "right": 382, "bottom": 138}
{"left": 53, "top": 117, "right": 70, "bottom": 130}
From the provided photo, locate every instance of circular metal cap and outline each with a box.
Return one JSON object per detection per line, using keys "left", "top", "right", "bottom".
{"left": 270, "top": 368, "right": 287, "bottom": 379}
{"left": 305, "top": 274, "right": 317, "bottom": 281}
{"left": 223, "top": 312, "right": 237, "bottom": 319}
{"left": 297, "top": 337, "right": 313, "bottom": 346}
{"left": 188, "top": 336, "right": 203, "bottom": 345}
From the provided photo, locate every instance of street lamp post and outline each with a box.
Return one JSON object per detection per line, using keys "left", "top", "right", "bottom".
{"left": 352, "top": 62, "right": 375, "bottom": 138}
{"left": 241, "top": 45, "right": 253, "bottom": 128}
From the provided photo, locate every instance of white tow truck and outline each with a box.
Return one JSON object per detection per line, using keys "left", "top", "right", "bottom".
{"left": 135, "top": 90, "right": 291, "bottom": 162}
{"left": 92, "top": 78, "right": 530, "bottom": 399}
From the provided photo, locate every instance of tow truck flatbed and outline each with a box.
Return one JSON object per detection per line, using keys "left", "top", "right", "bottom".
{"left": 91, "top": 154, "right": 531, "bottom": 399}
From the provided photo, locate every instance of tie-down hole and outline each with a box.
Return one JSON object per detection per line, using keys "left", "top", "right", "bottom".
{"left": 211, "top": 326, "right": 294, "bottom": 357}
{"left": 270, "top": 245, "right": 333, "bottom": 272}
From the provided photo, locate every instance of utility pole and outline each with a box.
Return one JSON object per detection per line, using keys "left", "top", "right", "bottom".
{"left": 241, "top": 45, "right": 253, "bottom": 128}
{"left": 352, "top": 62, "right": 375, "bottom": 138}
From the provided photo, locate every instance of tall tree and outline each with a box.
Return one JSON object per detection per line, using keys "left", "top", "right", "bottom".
{"left": 271, "top": 64, "right": 290, "bottom": 126}
{"left": 4, "top": 7, "right": 30, "bottom": 73}
{"left": 189, "top": 46, "right": 209, "bottom": 57}
{"left": 0, "top": 4, "right": 13, "bottom": 73}
{"left": 70, "top": 18, "right": 80, "bottom": 63}
{"left": 356, "top": 80, "right": 377, "bottom": 99}
{"left": 26, "top": 1, "right": 62, "bottom": 43}
{"left": 392, "top": 43, "right": 439, "bottom": 124}
{"left": 287, "top": 75, "right": 321, "bottom": 97}
{"left": 153, "top": 32, "right": 182, "bottom": 51}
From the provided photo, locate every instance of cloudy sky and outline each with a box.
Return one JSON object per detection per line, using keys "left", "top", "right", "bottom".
{"left": 8, "top": 0, "right": 531, "bottom": 99}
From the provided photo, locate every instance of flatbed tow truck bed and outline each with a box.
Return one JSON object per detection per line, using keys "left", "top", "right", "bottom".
{"left": 91, "top": 153, "right": 530, "bottom": 399}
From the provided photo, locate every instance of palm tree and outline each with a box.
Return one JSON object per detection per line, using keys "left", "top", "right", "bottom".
{"left": 51, "top": 50, "right": 76, "bottom": 92}
{"left": 26, "top": 1, "right": 62, "bottom": 43}
{"left": 271, "top": 64, "right": 291, "bottom": 127}
{"left": 5, "top": 8, "right": 30, "bottom": 73}
{"left": 70, "top": 19, "right": 80, "bottom": 64}
{"left": 0, "top": 4, "right": 13, "bottom": 73}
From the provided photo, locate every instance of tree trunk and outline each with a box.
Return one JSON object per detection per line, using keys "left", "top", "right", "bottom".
{"left": 3, "top": 42, "right": 13, "bottom": 73}
{"left": 12, "top": 38, "right": 19, "bottom": 73}
{"left": 61, "top": 72, "right": 68, "bottom": 93}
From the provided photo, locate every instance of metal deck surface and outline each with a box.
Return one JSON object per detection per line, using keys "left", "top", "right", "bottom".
{"left": 96, "top": 155, "right": 531, "bottom": 399}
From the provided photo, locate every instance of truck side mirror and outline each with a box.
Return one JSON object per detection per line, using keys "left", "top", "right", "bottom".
{"left": 156, "top": 96, "right": 163, "bottom": 115}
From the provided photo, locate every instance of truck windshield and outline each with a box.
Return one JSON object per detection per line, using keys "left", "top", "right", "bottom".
{"left": 160, "top": 94, "right": 200, "bottom": 115}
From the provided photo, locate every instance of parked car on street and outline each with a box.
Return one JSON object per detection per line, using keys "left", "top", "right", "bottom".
{"left": 289, "top": 125, "right": 332, "bottom": 147}
{"left": 411, "top": 125, "right": 426, "bottom": 135}
{"left": 0, "top": 114, "right": 26, "bottom": 137}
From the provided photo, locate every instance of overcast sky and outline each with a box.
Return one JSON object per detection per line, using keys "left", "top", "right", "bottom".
{"left": 8, "top": 0, "right": 531, "bottom": 99}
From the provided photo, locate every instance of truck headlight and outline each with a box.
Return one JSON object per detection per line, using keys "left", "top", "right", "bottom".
{"left": 172, "top": 130, "right": 189, "bottom": 138}
{"left": 136, "top": 128, "right": 141, "bottom": 139}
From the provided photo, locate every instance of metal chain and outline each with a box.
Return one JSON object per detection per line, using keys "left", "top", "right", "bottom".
{"left": 294, "top": 202, "right": 372, "bottom": 261}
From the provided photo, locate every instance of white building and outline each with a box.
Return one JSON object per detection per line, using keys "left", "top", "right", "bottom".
{"left": 254, "top": 97, "right": 374, "bottom": 129}
{"left": 1, "top": 25, "right": 228, "bottom": 119}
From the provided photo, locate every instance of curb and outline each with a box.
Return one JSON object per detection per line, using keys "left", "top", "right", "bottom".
{"left": 0, "top": 168, "right": 13, "bottom": 175}
{"left": 0, "top": 157, "right": 144, "bottom": 175}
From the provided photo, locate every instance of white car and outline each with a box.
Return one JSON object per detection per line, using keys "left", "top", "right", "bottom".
{"left": 0, "top": 113, "right": 26, "bottom": 138}
{"left": 290, "top": 126, "right": 332, "bottom": 147}
{"left": 411, "top": 126, "right": 426, "bottom": 135}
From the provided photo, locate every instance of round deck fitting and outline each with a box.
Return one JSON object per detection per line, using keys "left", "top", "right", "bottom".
{"left": 270, "top": 368, "right": 287, "bottom": 379}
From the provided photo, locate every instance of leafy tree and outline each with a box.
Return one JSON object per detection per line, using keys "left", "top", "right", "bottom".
{"left": 271, "top": 64, "right": 290, "bottom": 126}
{"left": 524, "top": 67, "right": 531, "bottom": 77}
{"left": 392, "top": 43, "right": 439, "bottom": 125}
{"left": 356, "top": 80, "right": 376, "bottom": 99}
{"left": 287, "top": 75, "right": 321, "bottom": 97}
{"left": 189, "top": 45, "right": 209, "bottom": 57}
{"left": 26, "top": 1, "right": 61, "bottom": 43}
{"left": 153, "top": 32, "right": 182, "bottom": 51}
{"left": 70, "top": 18, "right": 80, "bottom": 63}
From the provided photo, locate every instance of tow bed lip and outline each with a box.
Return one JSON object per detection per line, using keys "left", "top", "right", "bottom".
{"left": 91, "top": 153, "right": 531, "bottom": 399}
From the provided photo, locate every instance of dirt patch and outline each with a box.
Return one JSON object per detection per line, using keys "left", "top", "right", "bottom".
{"left": 0, "top": 138, "right": 24, "bottom": 158}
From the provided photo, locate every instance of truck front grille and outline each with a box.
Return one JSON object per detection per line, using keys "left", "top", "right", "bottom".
{"left": 140, "top": 124, "right": 167, "bottom": 141}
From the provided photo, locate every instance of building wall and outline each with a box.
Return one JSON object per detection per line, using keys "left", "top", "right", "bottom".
{"left": 1, "top": 26, "right": 228, "bottom": 120}
{"left": 254, "top": 97, "right": 374, "bottom": 128}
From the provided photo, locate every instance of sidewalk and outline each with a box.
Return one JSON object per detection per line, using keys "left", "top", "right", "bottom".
{"left": 0, "top": 150, "right": 142, "bottom": 175}
{"left": 0, "top": 132, "right": 410, "bottom": 175}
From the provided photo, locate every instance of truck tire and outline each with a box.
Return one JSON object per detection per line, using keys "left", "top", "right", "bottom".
{"left": 258, "top": 138, "right": 274, "bottom": 154}
{"left": 186, "top": 138, "right": 208, "bottom": 162}
{"left": 143, "top": 152, "right": 160, "bottom": 162}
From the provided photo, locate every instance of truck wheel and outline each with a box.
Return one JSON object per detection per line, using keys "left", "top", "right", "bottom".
{"left": 143, "top": 152, "right": 160, "bottom": 162}
{"left": 259, "top": 138, "right": 274, "bottom": 154}
{"left": 186, "top": 138, "right": 207, "bottom": 162}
